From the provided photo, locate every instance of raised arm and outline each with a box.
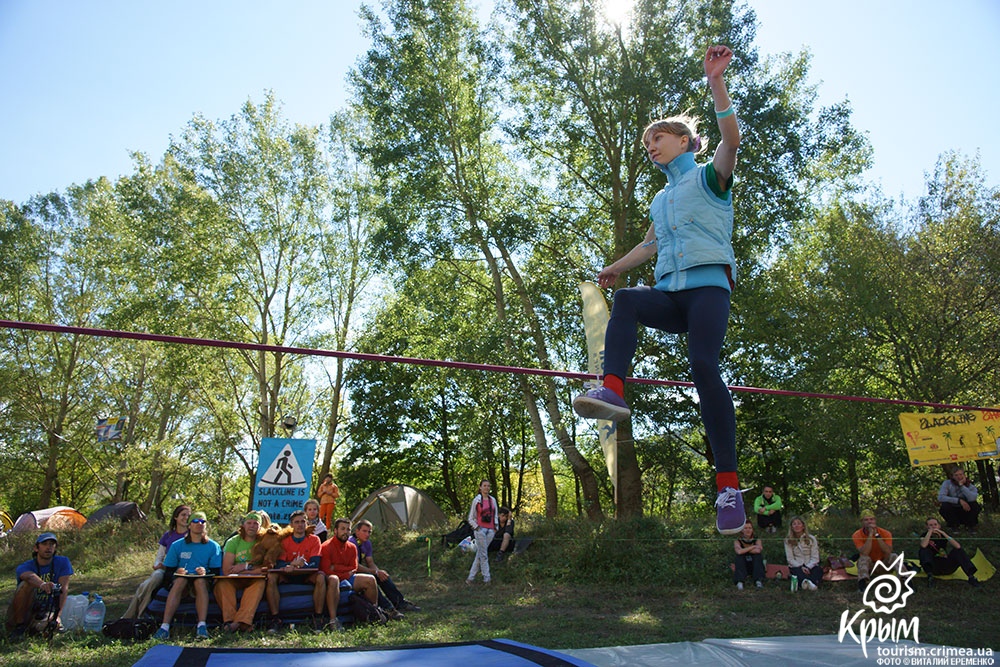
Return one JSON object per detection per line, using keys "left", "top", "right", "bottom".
{"left": 704, "top": 45, "right": 740, "bottom": 186}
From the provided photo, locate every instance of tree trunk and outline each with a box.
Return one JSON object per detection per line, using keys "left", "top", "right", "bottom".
{"left": 615, "top": 420, "right": 643, "bottom": 518}
{"left": 496, "top": 241, "right": 604, "bottom": 520}
{"left": 521, "top": 378, "right": 559, "bottom": 516}
{"left": 848, "top": 449, "right": 859, "bottom": 515}
{"left": 39, "top": 431, "right": 61, "bottom": 508}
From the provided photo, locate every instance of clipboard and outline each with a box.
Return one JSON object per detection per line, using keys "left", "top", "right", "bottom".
{"left": 215, "top": 573, "right": 268, "bottom": 579}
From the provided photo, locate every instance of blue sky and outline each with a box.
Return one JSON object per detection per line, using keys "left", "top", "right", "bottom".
{"left": 2, "top": 0, "right": 998, "bottom": 205}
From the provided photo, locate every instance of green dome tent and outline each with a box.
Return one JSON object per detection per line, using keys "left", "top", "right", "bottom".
{"left": 349, "top": 484, "right": 448, "bottom": 531}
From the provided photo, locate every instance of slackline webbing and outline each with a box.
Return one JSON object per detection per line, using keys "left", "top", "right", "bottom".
{"left": 2, "top": 319, "right": 996, "bottom": 413}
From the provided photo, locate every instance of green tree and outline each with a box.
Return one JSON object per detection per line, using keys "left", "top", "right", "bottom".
{"left": 504, "top": 0, "right": 870, "bottom": 516}
{"left": 0, "top": 192, "right": 107, "bottom": 509}
{"left": 167, "top": 93, "right": 329, "bottom": 450}
{"left": 353, "top": 0, "right": 603, "bottom": 517}
{"left": 766, "top": 152, "right": 1000, "bottom": 512}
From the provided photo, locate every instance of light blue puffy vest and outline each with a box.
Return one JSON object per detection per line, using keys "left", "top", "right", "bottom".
{"left": 650, "top": 152, "right": 736, "bottom": 289}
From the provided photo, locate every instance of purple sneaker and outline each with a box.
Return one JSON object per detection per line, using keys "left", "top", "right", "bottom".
{"left": 715, "top": 487, "right": 748, "bottom": 535}
{"left": 572, "top": 386, "right": 631, "bottom": 422}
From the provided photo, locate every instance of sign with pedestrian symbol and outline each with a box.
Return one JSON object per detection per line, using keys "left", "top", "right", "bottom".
{"left": 252, "top": 437, "right": 316, "bottom": 524}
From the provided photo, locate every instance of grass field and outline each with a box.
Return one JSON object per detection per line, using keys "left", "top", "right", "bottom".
{"left": 0, "top": 512, "right": 996, "bottom": 666}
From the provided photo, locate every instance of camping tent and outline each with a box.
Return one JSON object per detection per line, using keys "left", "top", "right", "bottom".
{"left": 350, "top": 484, "right": 448, "bottom": 531}
{"left": 87, "top": 501, "right": 147, "bottom": 525}
{"left": 10, "top": 506, "right": 88, "bottom": 533}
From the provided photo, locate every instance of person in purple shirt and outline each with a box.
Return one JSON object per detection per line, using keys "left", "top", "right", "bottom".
{"left": 122, "top": 504, "right": 190, "bottom": 619}
{"left": 349, "top": 519, "right": 420, "bottom": 619}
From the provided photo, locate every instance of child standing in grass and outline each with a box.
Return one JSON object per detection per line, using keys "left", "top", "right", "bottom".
{"left": 573, "top": 45, "right": 744, "bottom": 534}
{"left": 318, "top": 474, "right": 339, "bottom": 527}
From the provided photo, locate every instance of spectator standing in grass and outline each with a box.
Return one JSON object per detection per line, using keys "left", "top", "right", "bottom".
{"left": 466, "top": 479, "right": 498, "bottom": 584}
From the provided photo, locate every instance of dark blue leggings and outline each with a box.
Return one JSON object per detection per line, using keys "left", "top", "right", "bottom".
{"left": 603, "top": 285, "right": 736, "bottom": 473}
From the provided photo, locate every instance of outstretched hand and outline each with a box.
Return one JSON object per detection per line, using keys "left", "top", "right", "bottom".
{"left": 596, "top": 266, "right": 620, "bottom": 289}
{"left": 704, "top": 45, "right": 733, "bottom": 78}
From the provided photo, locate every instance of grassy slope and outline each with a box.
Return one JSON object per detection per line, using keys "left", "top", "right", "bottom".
{"left": 0, "top": 513, "right": 995, "bottom": 666}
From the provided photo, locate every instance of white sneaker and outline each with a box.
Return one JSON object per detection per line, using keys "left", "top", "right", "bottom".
{"left": 736, "top": 582, "right": 744, "bottom": 590}
{"left": 803, "top": 580, "right": 816, "bottom": 591}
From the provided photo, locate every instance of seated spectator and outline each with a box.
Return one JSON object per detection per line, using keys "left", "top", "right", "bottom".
{"left": 153, "top": 511, "right": 222, "bottom": 640}
{"left": 938, "top": 467, "right": 981, "bottom": 531}
{"left": 122, "top": 504, "right": 189, "bottom": 620}
{"left": 753, "top": 486, "right": 783, "bottom": 533}
{"left": 319, "top": 518, "right": 379, "bottom": 632}
{"left": 732, "top": 520, "right": 764, "bottom": 590}
{"left": 784, "top": 516, "right": 822, "bottom": 591}
{"left": 318, "top": 474, "right": 339, "bottom": 527}
{"left": 304, "top": 498, "right": 328, "bottom": 542}
{"left": 852, "top": 509, "right": 901, "bottom": 593}
{"left": 350, "top": 519, "right": 419, "bottom": 619}
{"left": 265, "top": 509, "right": 325, "bottom": 631}
{"left": 488, "top": 507, "right": 515, "bottom": 559}
{"left": 5, "top": 532, "right": 73, "bottom": 639}
{"left": 918, "top": 517, "right": 981, "bottom": 588}
{"left": 214, "top": 511, "right": 268, "bottom": 632}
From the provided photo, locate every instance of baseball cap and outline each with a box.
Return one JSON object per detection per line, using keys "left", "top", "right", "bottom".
{"left": 36, "top": 532, "right": 58, "bottom": 545}
{"left": 190, "top": 511, "right": 208, "bottom": 522}
{"left": 243, "top": 511, "right": 262, "bottom": 523}
{"left": 860, "top": 509, "right": 875, "bottom": 519}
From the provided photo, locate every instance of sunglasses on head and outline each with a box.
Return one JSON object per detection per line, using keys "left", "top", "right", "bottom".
{"left": 190, "top": 518, "right": 206, "bottom": 524}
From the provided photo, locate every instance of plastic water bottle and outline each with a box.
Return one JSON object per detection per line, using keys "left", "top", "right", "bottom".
{"left": 84, "top": 594, "right": 106, "bottom": 632}
{"left": 62, "top": 592, "right": 89, "bottom": 632}
{"left": 790, "top": 575, "right": 798, "bottom": 593}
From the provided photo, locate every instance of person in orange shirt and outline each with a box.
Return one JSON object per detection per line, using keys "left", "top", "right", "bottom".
{"left": 852, "top": 509, "right": 901, "bottom": 592}
{"left": 264, "top": 510, "right": 325, "bottom": 631}
{"left": 317, "top": 474, "right": 340, "bottom": 527}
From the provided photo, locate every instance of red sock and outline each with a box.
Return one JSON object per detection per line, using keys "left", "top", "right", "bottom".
{"left": 602, "top": 374, "right": 624, "bottom": 399}
{"left": 716, "top": 472, "right": 739, "bottom": 492}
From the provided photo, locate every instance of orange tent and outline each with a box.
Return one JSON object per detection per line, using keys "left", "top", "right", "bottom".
{"left": 10, "top": 506, "right": 88, "bottom": 533}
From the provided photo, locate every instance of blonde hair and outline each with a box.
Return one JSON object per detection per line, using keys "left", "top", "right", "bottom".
{"left": 642, "top": 114, "right": 707, "bottom": 155}
{"left": 784, "top": 515, "right": 811, "bottom": 547}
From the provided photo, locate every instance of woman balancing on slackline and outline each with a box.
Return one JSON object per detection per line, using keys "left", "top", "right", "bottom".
{"left": 573, "top": 44, "right": 745, "bottom": 534}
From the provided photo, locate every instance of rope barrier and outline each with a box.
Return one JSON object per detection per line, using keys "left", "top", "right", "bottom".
{"left": 3, "top": 318, "right": 998, "bottom": 413}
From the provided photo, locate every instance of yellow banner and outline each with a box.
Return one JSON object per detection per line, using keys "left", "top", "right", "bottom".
{"left": 579, "top": 282, "right": 617, "bottom": 491}
{"left": 899, "top": 410, "right": 1000, "bottom": 467}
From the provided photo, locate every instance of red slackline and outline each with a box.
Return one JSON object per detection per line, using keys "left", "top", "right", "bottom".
{"left": 2, "top": 319, "right": 997, "bottom": 413}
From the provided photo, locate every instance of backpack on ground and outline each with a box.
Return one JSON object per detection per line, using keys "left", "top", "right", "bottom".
{"left": 102, "top": 616, "right": 157, "bottom": 641}
{"left": 442, "top": 520, "right": 474, "bottom": 548}
{"left": 349, "top": 592, "right": 388, "bottom": 625}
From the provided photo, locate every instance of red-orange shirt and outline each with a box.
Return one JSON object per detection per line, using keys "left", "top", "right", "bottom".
{"left": 319, "top": 537, "right": 358, "bottom": 580}
{"left": 277, "top": 533, "right": 321, "bottom": 568}
{"left": 852, "top": 527, "right": 893, "bottom": 562}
